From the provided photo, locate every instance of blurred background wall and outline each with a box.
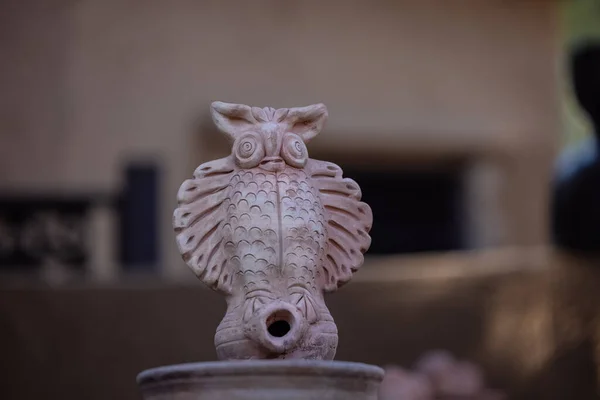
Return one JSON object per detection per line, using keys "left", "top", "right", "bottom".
{"left": 0, "top": 0, "right": 560, "bottom": 279}
{"left": 3, "top": 0, "right": 600, "bottom": 399}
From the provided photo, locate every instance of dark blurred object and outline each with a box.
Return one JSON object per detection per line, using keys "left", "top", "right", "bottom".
{"left": 379, "top": 350, "right": 506, "bottom": 400}
{"left": 118, "top": 162, "right": 160, "bottom": 271}
{"left": 0, "top": 195, "right": 91, "bottom": 271}
{"left": 345, "top": 166, "right": 465, "bottom": 255}
{"left": 552, "top": 40, "right": 600, "bottom": 253}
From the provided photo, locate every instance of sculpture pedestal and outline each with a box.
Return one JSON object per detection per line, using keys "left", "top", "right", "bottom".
{"left": 137, "top": 360, "right": 383, "bottom": 400}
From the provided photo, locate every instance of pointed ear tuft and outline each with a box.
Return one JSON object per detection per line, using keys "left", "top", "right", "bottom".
{"left": 210, "top": 101, "right": 256, "bottom": 139}
{"left": 287, "top": 103, "right": 328, "bottom": 143}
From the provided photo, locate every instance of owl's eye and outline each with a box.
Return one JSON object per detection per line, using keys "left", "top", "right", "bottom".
{"left": 234, "top": 132, "right": 265, "bottom": 168}
{"left": 281, "top": 133, "right": 308, "bottom": 168}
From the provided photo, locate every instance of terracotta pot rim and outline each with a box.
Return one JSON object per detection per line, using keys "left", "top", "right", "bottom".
{"left": 137, "top": 360, "right": 384, "bottom": 385}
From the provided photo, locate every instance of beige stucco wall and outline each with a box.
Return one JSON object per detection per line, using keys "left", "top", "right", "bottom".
{"left": 0, "top": 0, "right": 561, "bottom": 276}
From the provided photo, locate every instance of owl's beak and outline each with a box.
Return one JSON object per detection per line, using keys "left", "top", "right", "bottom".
{"left": 259, "top": 156, "right": 285, "bottom": 172}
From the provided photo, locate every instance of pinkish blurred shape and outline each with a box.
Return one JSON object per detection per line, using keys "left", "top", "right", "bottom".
{"left": 414, "top": 350, "right": 456, "bottom": 381}
{"left": 415, "top": 351, "right": 484, "bottom": 397}
{"left": 380, "top": 350, "right": 507, "bottom": 400}
{"left": 379, "top": 365, "right": 434, "bottom": 400}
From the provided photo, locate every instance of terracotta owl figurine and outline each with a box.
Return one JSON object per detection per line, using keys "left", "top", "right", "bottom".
{"left": 173, "top": 101, "right": 373, "bottom": 360}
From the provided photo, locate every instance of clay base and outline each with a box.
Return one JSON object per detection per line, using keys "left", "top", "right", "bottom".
{"left": 137, "top": 360, "right": 384, "bottom": 400}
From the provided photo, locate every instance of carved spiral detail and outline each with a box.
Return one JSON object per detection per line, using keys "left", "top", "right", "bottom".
{"left": 281, "top": 133, "right": 308, "bottom": 168}
{"left": 234, "top": 132, "right": 265, "bottom": 168}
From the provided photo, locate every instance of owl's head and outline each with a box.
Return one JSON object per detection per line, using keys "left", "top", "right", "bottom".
{"left": 210, "top": 101, "right": 328, "bottom": 172}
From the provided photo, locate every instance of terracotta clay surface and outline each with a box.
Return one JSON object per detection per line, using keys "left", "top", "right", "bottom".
{"left": 137, "top": 360, "right": 383, "bottom": 400}
{"left": 173, "top": 101, "right": 373, "bottom": 360}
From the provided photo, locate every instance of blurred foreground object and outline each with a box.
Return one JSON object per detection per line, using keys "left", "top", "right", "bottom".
{"left": 378, "top": 366, "right": 433, "bottom": 400}
{"left": 552, "top": 40, "right": 600, "bottom": 253}
{"left": 379, "top": 350, "right": 506, "bottom": 400}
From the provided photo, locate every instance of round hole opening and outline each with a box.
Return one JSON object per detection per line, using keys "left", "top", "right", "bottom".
{"left": 267, "top": 320, "right": 291, "bottom": 338}
{"left": 265, "top": 309, "right": 294, "bottom": 338}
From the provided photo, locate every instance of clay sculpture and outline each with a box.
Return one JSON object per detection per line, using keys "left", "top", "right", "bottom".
{"left": 173, "top": 101, "right": 373, "bottom": 360}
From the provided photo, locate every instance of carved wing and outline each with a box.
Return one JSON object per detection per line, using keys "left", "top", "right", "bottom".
{"left": 173, "top": 156, "right": 237, "bottom": 294}
{"left": 306, "top": 159, "right": 373, "bottom": 291}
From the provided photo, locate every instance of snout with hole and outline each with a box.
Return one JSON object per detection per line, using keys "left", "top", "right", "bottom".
{"left": 244, "top": 301, "right": 307, "bottom": 355}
